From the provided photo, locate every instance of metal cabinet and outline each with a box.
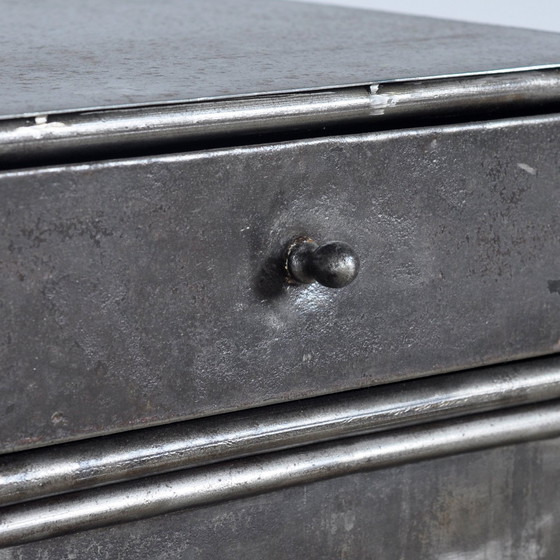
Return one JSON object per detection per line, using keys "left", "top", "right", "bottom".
{"left": 1, "top": 0, "right": 560, "bottom": 557}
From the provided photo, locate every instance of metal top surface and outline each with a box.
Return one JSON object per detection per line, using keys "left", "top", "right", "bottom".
{"left": 2, "top": 0, "right": 560, "bottom": 119}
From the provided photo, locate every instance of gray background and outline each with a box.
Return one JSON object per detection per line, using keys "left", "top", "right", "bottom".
{"left": 294, "top": 0, "right": 560, "bottom": 33}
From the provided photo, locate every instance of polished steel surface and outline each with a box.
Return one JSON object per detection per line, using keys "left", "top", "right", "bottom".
{"left": 2, "top": 70, "right": 560, "bottom": 168}
{"left": 286, "top": 238, "right": 360, "bottom": 288}
{"left": 369, "top": 70, "right": 560, "bottom": 119}
{"left": 2, "top": 114, "right": 560, "bottom": 453}
{"left": 2, "top": 355, "right": 560, "bottom": 507}
{"left": 2, "top": 0, "right": 560, "bottom": 119}
{"left": 1, "top": 401, "right": 559, "bottom": 548}
{"left": 0, "top": 88, "right": 370, "bottom": 168}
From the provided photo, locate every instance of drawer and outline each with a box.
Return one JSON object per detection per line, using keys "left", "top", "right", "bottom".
{"left": 3, "top": 436, "right": 560, "bottom": 559}
{"left": 1, "top": 114, "right": 560, "bottom": 451}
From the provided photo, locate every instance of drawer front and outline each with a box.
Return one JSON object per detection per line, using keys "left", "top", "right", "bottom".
{"left": 1, "top": 114, "right": 560, "bottom": 451}
{"left": 3, "top": 437, "right": 560, "bottom": 559}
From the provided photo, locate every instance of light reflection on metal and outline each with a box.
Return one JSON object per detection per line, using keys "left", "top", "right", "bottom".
{"left": 1, "top": 69, "right": 559, "bottom": 167}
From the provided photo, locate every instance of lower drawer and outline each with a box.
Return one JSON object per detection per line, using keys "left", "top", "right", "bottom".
{"left": 1, "top": 114, "right": 559, "bottom": 452}
{"left": 2, "top": 436, "right": 559, "bottom": 559}
{"left": 1, "top": 355, "right": 560, "bottom": 553}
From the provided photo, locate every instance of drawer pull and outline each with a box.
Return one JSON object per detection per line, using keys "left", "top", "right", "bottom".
{"left": 286, "top": 237, "right": 360, "bottom": 288}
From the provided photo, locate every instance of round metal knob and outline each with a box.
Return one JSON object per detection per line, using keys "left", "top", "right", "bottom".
{"left": 286, "top": 237, "right": 360, "bottom": 288}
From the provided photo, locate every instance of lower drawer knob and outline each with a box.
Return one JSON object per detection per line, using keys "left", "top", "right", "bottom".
{"left": 286, "top": 237, "right": 360, "bottom": 288}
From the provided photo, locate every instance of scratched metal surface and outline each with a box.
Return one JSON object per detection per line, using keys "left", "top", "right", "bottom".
{"left": 0, "top": 113, "right": 559, "bottom": 452}
{"left": 2, "top": 437, "right": 559, "bottom": 558}
{"left": 2, "top": 0, "right": 560, "bottom": 119}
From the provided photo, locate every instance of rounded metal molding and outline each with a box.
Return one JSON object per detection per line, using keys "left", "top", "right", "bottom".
{"left": 286, "top": 237, "right": 360, "bottom": 288}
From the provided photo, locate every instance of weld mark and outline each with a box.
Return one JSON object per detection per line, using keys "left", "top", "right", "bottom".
{"left": 517, "top": 162, "right": 537, "bottom": 175}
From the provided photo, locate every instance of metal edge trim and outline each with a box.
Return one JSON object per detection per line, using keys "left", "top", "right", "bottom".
{"left": 1, "top": 68, "right": 560, "bottom": 168}
{"left": 1, "top": 400, "right": 560, "bottom": 547}
{"left": 2, "top": 355, "right": 560, "bottom": 508}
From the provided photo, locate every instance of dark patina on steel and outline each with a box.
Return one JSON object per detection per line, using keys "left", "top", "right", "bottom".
{"left": 1, "top": 0, "right": 560, "bottom": 557}
{"left": 1, "top": 114, "right": 560, "bottom": 454}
